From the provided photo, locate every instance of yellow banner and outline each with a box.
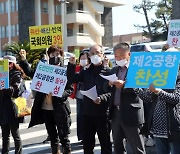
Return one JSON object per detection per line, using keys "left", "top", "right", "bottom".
{"left": 29, "top": 24, "right": 63, "bottom": 49}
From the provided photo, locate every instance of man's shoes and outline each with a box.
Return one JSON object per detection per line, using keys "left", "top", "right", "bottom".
{"left": 42, "top": 136, "right": 50, "bottom": 144}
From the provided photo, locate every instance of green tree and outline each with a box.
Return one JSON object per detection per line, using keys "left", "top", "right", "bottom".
{"left": 133, "top": 0, "right": 172, "bottom": 41}
{"left": 133, "top": 0, "right": 156, "bottom": 39}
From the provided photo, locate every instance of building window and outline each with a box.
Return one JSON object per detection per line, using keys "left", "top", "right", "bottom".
{"left": 79, "top": 24, "right": 84, "bottom": 33}
{"left": 5, "top": 25, "right": 9, "bottom": 37}
{"left": 16, "top": 0, "right": 18, "bottom": 11}
{"left": 55, "top": 4, "right": 61, "bottom": 15}
{"left": 11, "top": 25, "right": 16, "bottom": 36}
{"left": 0, "top": 2, "right": 5, "bottom": 14}
{"left": 78, "top": 1, "right": 83, "bottom": 11}
{"left": 5, "top": 1, "right": 8, "bottom": 13}
{"left": 16, "top": 24, "right": 19, "bottom": 36}
{"left": 11, "top": 0, "right": 15, "bottom": 12}
{"left": 67, "top": 2, "right": 73, "bottom": 14}
{"left": 1, "top": 26, "right": 5, "bottom": 38}
{"left": 67, "top": 28, "right": 73, "bottom": 36}
{"left": 42, "top": 2, "right": 48, "bottom": 13}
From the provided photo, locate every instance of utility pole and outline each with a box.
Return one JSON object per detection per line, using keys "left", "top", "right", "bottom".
{"left": 7, "top": 0, "right": 11, "bottom": 44}
{"left": 172, "top": 0, "right": 180, "bottom": 19}
{"left": 58, "top": 0, "right": 68, "bottom": 52}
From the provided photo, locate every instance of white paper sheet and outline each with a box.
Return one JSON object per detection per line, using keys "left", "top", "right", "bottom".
{"left": 80, "top": 86, "right": 98, "bottom": 101}
{"left": 100, "top": 74, "right": 118, "bottom": 82}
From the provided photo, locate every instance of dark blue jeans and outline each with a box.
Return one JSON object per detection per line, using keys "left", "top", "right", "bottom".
{"left": 76, "top": 98, "right": 83, "bottom": 141}
{"left": 1, "top": 123, "right": 22, "bottom": 154}
{"left": 154, "top": 137, "right": 180, "bottom": 154}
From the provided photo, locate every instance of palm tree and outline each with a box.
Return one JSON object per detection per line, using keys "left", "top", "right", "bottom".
{"left": 3, "top": 42, "right": 45, "bottom": 64}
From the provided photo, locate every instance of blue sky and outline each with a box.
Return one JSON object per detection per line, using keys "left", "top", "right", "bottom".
{"left": 112, "top": 0, "right": 160, "bottom": 36}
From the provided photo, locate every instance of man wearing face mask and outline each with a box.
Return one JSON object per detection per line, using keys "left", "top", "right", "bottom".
{"left": 108, "top": 42, "right": 146, "bottom": 154}
{"left": 67, "top": 45, "right": 112, "bottom": 154}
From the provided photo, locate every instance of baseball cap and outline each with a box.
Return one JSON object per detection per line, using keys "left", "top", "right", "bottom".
{"left": 3, "top": 55, "right": 17, "bottom": 64}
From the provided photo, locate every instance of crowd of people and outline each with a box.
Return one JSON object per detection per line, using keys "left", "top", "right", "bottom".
{"left": 0, "top": 42, "right": 180, "bottom": 154}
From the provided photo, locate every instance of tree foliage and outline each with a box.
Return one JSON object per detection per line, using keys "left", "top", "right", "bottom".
{"left": 133, "top": 0, "right": 172, "bottom": 41}
{"left": 3, "top": 42, "right": 46, "bottom": 65}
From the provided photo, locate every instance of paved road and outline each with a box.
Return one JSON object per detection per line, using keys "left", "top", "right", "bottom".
{"left": 0, "top": 98, "right": 156, "bottom": 153}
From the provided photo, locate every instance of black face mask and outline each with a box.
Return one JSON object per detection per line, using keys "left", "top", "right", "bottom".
{"left": 49, "top": 57, "right": 63, "bottom": 66}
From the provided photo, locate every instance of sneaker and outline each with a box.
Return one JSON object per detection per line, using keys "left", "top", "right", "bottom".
{"left": 145, "top": 137, "right": 155, "bottom": 147}
{"left": 143, "top": 136, "right": 148, "bottom": 145}
{"left": 42, "top": 136, "right": 50, "bottom": 144}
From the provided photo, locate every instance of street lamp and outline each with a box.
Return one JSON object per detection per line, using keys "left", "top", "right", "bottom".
{"left": 58, "top": 0, "right": 69, "bottom": 52}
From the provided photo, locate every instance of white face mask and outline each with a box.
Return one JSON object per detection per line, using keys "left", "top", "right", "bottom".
{"left": 116, "top": 59, "right": 128, "bottom": 67}
{"left": 90, "top": 55, "right": 102, "bottom": 65}
{"left": 80, "top": 59, "right": 88, "bottom": 67}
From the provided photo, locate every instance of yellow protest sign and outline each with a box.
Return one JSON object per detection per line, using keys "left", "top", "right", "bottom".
{"left": 29, "top": 24, "right": 63, "bottom": 49}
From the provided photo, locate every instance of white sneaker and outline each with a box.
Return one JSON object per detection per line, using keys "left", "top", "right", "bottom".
{"left": 145, "top": 137, "right": 155, "bottom": 147}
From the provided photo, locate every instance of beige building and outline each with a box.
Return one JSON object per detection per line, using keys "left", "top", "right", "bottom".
{"left": 0, "top": 0, "right": 126, "bottom": 56}
{"left": 113, "top": 33, "right": 151, "bottom": 46}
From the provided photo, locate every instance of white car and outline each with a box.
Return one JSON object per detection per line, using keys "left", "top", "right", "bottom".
{"left": 130, "top": 41, "right": 167, "bottom": 52}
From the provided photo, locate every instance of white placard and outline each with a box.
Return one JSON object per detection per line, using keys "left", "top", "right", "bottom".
{"left": 167, "top": 19, "right": 180, "bottom": 47}
{"left": 30, "top": 62, "right": 67, "bottom": 97}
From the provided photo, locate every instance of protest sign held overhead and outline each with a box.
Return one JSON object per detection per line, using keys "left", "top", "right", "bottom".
{"left": 29, "top": 24, "right": 63, "bottom": 49}
{"left": 167, "top": 19, "right": 180, "bottom": 47}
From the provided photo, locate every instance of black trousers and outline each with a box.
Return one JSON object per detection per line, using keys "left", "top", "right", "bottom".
{"left": 1, "top": 122, "right": 22, "bottom": 154}
{"left": 76, "top": 98, "right": 83, "bottom": 141}
{"left": 42, "top": 110, "right": 71, "bottom": 153}
{"left": 82, "top": 115, "right": 112, "bottom": 154}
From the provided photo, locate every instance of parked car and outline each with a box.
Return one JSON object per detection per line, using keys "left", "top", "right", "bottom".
{"left": 130, "top": 41, "right": 167, "bottom": 52}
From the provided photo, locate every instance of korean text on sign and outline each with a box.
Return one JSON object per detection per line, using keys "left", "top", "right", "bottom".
{"left": 0, "top": 59, "right": 9, "bottom": 89}
{"left": 167, "top": 19, "right": 180, "bottom": 47}
{"left": 125, "top": 52, "right": 180, "bottom": 89}
{"left": 30, "top": 62, "right": 67, "bottom": 97}
{"left": 29, "top": 24, "right": 63, "bottom": 50}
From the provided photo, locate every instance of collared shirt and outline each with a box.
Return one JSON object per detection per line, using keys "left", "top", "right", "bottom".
{"left": 114, "top": 66, "right": 128, "bottom": 107}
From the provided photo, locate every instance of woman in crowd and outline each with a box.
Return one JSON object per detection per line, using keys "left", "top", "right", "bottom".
{"left": 134, "top": 74, "right": 180, "bottom": 154}
{"left": 74, "top": 51, "right": 90, "bottom": 142}
{"left": 0, "top": 55, "right": 26, "bottom": 154}
{"left": 19, "top": 46, "right": 73, "bottom": 154}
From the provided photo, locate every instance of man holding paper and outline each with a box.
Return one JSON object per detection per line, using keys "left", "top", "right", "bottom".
{"left": 109, "top": 42, "right": 145, "bottom": 154}
{"left": 67, "top": 45, "right": 112, "bottom": 154}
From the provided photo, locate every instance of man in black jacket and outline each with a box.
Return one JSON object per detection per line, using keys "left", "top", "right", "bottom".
{"left": 67, "top": 45, "right": 112, "bottom": 154}
{"left": 109, "top": 42, "right": 145, "bottom": 154}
